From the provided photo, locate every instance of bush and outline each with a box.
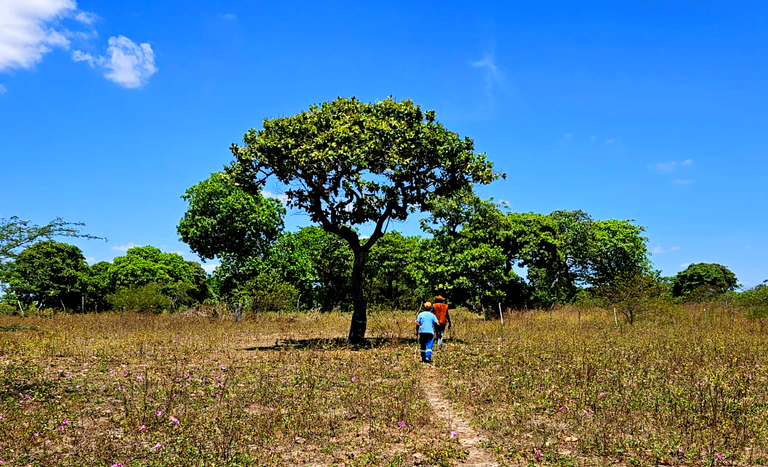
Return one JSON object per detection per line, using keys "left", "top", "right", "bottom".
{"left": 107, "top": 283, "right": 171, "bottom": 313}
{"left": 234, "top": 270, "right": 300, "bottom": 313}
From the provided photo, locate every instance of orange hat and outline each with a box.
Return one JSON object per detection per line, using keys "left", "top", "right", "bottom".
{"left": 435, "top": 295, "right": 445, "bottom": 301}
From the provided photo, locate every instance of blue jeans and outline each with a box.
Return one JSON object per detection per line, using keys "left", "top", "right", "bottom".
{"left": 419, "top": 333, "right": 434, "bottom": 362}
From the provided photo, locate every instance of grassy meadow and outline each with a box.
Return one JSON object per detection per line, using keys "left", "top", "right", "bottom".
{"left": 0, "top": 305, "right": 767, "bottom": 466}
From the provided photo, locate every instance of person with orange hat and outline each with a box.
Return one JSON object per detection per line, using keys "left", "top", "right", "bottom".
{"left": 431, "top": 295, "right": 452, "bottom": 347}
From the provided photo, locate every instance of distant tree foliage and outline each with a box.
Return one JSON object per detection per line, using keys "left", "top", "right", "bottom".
{"left": 3, "top": 240, "right": 88, "bottom": 310}
{"left": 672, "top": 263, "right": 738, "bottom": 299}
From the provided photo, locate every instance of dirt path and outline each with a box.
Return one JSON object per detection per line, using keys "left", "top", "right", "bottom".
{"left": 420, "top": 366, "right": 499, "bottom": 467}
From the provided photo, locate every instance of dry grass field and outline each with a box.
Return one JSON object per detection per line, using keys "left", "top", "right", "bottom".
{"left": 1, "top": 304, "right": 767, "bottom": 466}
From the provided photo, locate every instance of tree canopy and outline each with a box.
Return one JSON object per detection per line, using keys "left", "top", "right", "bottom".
{"left": 226, "top": 97, "right": 502, "bottom": 342}
{"left": 672, "top": 263, "right": 738, "bottom": 299}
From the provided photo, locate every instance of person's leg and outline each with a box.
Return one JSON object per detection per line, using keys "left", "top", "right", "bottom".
{"left": 425, "top": 334, "right": 434, "bottom": 362}
{"left": 419, "top": 333, "right": 430, "bottom": 362}
{"left": 436, "top": 323, "right": 446, "bottom": 347}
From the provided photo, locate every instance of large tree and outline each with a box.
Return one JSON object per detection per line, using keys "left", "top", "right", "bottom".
{"left": 227, "top": 97, "right": 501, "bottom": 342}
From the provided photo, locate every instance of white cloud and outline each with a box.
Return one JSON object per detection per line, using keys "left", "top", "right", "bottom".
{"left": 0, "top": 84, "right": 6, "bottom": 94}
{"left": 590, "top": 136, "right": 595, "bottom": 141}
{"left": 564, "top": 133, "right": 572, "bottom": 140}
{"left": 745, "top": 245, "right": 754, "bottom": 250}
{"left": 85, "top": 256, "right": 95, "bottom": 263}
{"left": 103, "top": 35, "right": 157, "bottom": 88}
{"left": 0, "top": 0, "right": 76, "bottom": 72}
{"left": 73, "top": 10, "right": 97, "bottom": 25}
{"left": 111, "top": 242, "right": 140, "bottom": 252}
{"left": 605, "top": 138, "right": 618, "bottom": 145}
{"left": 653, "top": 245, "right": 680, "bottom": 254}
{"left": 654, "top": 159, "right": 693, "bottom": 173}
{"left": 0, "top": 1, "right": 157, "bottom": 89}
{"left": 679, "top": 262, "right": 691, "bottom": 269}
{"left": 71, "top": 49, "right": 100, "bottom": 66}
{"left": 672, "top": 179, "right": 693, "bottom": 185}
{"left": 263, "top": 190, "right": 289, "bottom": 204}
{"left": 220, "top": 13, "right": 237, "bottom": 21}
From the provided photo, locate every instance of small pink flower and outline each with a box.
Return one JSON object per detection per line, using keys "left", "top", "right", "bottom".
{"left": 398, "top": 421, "right": 406, "bottom": 428}
{"left": 351, "top": 377, "right": 357, "bottom": 382}
{"left": 281, "top": 379, "right": 286, "bottom": 384}
{"left": 558, "top": 407, "right": 564, "bottom": 412}
{"left": 111, "top": 464, "right": 123, "bottom": 467}
{"left": 136, "top": 376, "right": 143, "bottom": 380}
{"left": 716, "top": 454, "right": 723, "bottom": 461}
{"left": 535, "top": 450, "right": 542, "bottom": 459}
{"left": 583, "top": 410, "right": 589, "bottom": 415}
{"left": 0, "top": 415, "right": 4, "bottom": 421}
{"left": 156, "top": 410, "right": 162, "bottom": 417}
{"left": 219, "top": 364, "right": 225, "bottom": 370}
{"left": 153, "top": 442, "right": 162, "bottom": 450}
{"left": 170, "top": 416, "right": 179, "bottom": 424}
{"left": 598, "top": 392, "right": 605, "bottom": 398}
{"left": 76, "top": 385, "right": 81, "bottom": 389}
{"left": 269, "top": 407, "right": 275, "bottom": 412}
{"left": 33, "top": 433, "right": 39, "bottom": 437}
{"left": 62, "top": 418, "right": 69, "bottom": 425}
{"left": 139, "top": 425, "right": 146, "bottom": 431}
{"left": 450, "top": 431, "right": 458, "bottom": 439}
{"left": 678, "top": 448, "right": 684, "bottom": 455}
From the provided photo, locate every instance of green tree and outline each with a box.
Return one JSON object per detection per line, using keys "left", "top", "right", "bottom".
{"left": 672, "top": 263, "right": 738, "bottom": 299}
{"left": 80, "top": 261, "right": 113, "bottom": 311}
{"left": 365, "top": 231, "right": 422, "bottom": 308}
{"left": 0, "top": 216, "right": 103, "bottom": 261}
{"left": 108, "top": 246, "right": 209, "bottom": 310}
{"left": 177, "top": 171, "right": 285, "bottom": 269}
{"left": 3, "top": 241, "right": 87, "bottom": 310}
{"left": 419, "top": 191, "right": 510, "bottom": 309}
{"left": 266, "top": 226, "right": 353, "bottom": 311}
{"left": 227, "top": 97, "right": 501, "bottom": 342}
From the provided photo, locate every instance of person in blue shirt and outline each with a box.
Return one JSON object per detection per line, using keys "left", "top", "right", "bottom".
{"left": 416, "top": 301, "right": 439, "bottom": 363}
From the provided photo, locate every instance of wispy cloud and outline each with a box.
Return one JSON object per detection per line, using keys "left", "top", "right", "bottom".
{"left": 0, "top": 84, "right": 6, "bottom": 94}
{"left": 605, "top": 138, "right": 618, "bottom": 145}
{"left": 563, "top": 133, "right": 572, "bottom": 140}
{"left": 111, "top": 242, "right": 140, "bottom": 252}
{"left": 653, "top": 246, "right": 680, "bottom": 254}
{"left": 471, "top": 52, "right": 504, "bottom": 99}
{"left": 672, "top": 179, "right": 694, "bottom": 185}
{"left": 679, "top": 262, "right": 691, "bottom": 269}
{"left": 745, "top": 245, "right": 754, "bottom": 250}
{"left": 653, "top": 158, "right": 692, "bottom": 173}
{"left": 220, "top": 13, "right": 237, "bottom": 21}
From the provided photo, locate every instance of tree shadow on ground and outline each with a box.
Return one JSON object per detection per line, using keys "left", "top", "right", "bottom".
{"left": 244, "top": 336, "right": 467, "bottom": 351}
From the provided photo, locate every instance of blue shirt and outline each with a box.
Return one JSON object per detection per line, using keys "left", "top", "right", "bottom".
{"left": 417, "top": 311, "right": 438, "bottom": 334}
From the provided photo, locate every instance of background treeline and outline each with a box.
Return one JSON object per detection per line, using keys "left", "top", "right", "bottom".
{"left": 2, "top": 174, "right": 764, "bottom": 320}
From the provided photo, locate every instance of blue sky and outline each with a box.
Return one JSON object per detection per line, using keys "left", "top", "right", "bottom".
{"left": 1, "top": 1, "right": 766, "bottom": 286}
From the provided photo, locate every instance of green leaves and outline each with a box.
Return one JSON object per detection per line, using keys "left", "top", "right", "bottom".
{"left": 672, "top": 263, "right": 738, "bottom": 299}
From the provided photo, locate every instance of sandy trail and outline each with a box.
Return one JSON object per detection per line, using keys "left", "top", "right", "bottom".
{"left": 420, "top": 365, "right": 499, "bottom": 467}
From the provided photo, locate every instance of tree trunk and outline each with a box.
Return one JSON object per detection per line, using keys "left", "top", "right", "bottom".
{"left": 347, "top": 247, "right": 367, "bottom": 344}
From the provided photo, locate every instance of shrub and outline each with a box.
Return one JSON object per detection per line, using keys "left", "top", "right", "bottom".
{"left": 106, "top": 282, "right": 171, "bottom": 313}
